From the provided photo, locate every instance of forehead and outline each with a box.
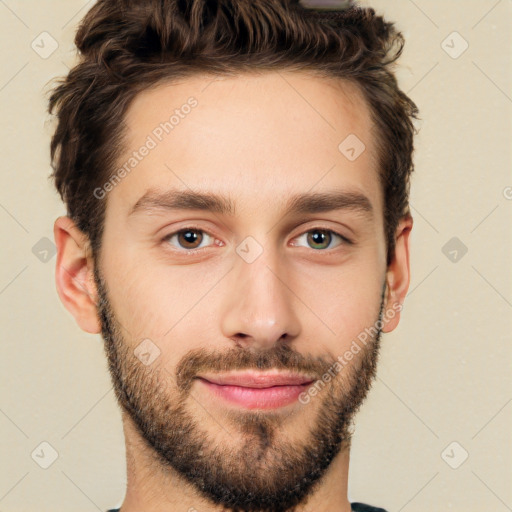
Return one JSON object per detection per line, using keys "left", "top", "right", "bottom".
{"left": 112, "top": 70, "right": 382, "bottom": 216}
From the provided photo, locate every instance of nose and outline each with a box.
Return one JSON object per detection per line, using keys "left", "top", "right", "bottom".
{"left": 219, "top": 246, "right": 302, "bottom": 350}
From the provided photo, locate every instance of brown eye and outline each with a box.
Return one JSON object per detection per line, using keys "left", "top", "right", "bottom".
{"left": 164, "top": 228, "right": 215, "bottom": 251}
{"left": 177, "top": 229, "right": 203, "bottom": 248}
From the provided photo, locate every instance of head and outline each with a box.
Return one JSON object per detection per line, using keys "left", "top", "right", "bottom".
{"left": 50, "top": 1, "right": 417, "bottom": 511}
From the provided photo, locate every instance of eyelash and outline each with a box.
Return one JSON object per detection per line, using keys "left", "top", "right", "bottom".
{"left": 161, "top": 226, "right": 353, "bottom": 252}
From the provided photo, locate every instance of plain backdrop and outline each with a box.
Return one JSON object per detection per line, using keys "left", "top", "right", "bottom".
{"left": 0, "top": 1, "right": 511, "bottom": 511}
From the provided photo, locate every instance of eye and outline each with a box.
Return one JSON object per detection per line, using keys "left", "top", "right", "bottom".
{"left": 162, "top": 227, "right": 350, "bottom": 252}
{"left": 292, "top": 228, "right": 351, "bottom": 250}
{"left": 163, "top": 228, "right": 216, "bottom": 251}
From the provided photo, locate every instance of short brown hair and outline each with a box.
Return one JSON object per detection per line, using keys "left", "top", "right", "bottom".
{"left": 48, "top": 0, "right": 419, "bottom": 264}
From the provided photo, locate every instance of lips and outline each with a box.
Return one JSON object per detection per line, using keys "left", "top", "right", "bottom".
{"left": 195, "top": 371, "right": 316, "bottom": 410}
{"left": 197, "top": 371, "right": 315, "bottom": 388}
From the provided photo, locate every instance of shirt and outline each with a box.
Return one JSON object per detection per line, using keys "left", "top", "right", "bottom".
{"left": 107, "top": 503, "right": 388, "bottom": 511}
{"left": 351, "top": 503, "right": 388, "bottom": 512}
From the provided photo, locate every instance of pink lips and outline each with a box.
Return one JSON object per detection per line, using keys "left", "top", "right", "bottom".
{"left": 196, "top": 371, "right": 315, "bottom": 410}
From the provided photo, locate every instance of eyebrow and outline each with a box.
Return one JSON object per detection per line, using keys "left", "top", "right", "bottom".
{"left": 128, "top": 188, "right": 373, "bottom": 219}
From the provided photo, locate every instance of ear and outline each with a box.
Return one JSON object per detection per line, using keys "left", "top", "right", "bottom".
{"left": 54, "top": 216, "right": 101, "bottom": 334}
{"left": 382, "top": 214, "right": 413, "bottom": 333}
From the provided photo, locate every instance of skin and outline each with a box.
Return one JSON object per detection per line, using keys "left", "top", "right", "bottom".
{"left": 54, "top": 70, "right": 412, "bottom": 512}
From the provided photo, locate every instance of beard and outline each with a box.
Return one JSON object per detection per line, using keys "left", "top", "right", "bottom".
{"left": 94, "top": 264, "right": 385, "bottom": 512}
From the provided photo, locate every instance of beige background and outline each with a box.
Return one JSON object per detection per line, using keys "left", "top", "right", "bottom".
{"left": 1, "top": 1, "right": 511, "bottom": 511}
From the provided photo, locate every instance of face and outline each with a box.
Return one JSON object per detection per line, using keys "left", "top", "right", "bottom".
{"left": 64, "top": 70, "right": 409, "bottom": 511}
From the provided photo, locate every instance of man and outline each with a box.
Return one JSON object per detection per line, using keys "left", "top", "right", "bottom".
{"left": 50, "top": 0, "right": 417, "bottom": 511}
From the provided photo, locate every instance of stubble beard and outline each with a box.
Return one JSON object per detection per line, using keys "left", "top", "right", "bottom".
{"left": 94, "top": 264, "right": 385, "bottom": 512}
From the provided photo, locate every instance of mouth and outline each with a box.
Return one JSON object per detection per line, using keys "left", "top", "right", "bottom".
{"left": 195, "top": 371, "right": 316, "bottom": 410}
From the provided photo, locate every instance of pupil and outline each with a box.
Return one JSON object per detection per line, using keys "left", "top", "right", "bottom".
{"left": 308, "top": 230, "right": 330, "bottom": 249}
{"left": 181, "top": 230, "right": 201, "bottom": 247}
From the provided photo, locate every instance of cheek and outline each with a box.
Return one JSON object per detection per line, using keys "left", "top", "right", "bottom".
{"left": 102, "top": 248, "right": 222, "bottom": 359}
{"left": 297, "top": 254, "right": 385, "bottom": 348}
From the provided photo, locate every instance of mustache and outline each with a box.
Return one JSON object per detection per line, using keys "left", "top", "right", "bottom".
{"left": 175, "top": 343, "right": 337, "bottom": 394}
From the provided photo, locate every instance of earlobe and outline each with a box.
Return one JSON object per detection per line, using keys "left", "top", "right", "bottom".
{"left": 382, "top": 214, "right": 413, "bottom": 333}
{"left": 54, "top": 216, "right": 101, "bottom": 334}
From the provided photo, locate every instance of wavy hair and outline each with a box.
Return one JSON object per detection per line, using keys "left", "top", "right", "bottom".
{"left": 48, "top": 0, "right": 419, "bottom": 263}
